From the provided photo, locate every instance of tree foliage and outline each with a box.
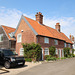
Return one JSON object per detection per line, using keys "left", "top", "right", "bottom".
{"left": 22, "top": 43, "right": 42, "bottom": 61}
{"left": 49, "top": 46, "right": 56, "bottom": 56}
{"left": 63, "top": 47, "right": 70, "bottom": 57}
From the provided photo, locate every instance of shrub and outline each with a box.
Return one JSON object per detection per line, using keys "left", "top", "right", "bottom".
{"left": 22, "top": 43, "right": 42, "bottom": 61}
{"left": 49, "top": 46, "right": 56, "bottom": 56}
{"left": 46, "top": 57, "right": 56, "bottom": 61}
{"left": 45, "top": 55, "right": 50, "bottom": 60}
{"left": 61, "top": 57, "right": 66, "bottom": 59}
{"left": 25, "top": 58, "right": 32, "bottom": 62}
{"left": 63, "top": 47, "right": 70, "bottom": 57}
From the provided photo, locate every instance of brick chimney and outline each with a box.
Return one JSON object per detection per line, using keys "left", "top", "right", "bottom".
{"left": 69, "top": 34, "right": 72, "bottom": 40}
{"left": 72, "top": 36, "right": 74, "bottom": 41}
{"left": 55, "top": 23, "right": 61, "bottom": 32}
{"left": 35, "top": 12, "right": 43, "bottom": 24}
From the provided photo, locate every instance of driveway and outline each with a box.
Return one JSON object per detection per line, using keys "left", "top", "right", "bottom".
{"left": 0, "top": 62, "right": 41, "bottom": 75}
{"left": 18, "top": 58, "right": 75, "bottom": 75}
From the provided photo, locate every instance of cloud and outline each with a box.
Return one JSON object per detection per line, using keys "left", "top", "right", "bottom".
{"left": 0, "top": 7, "right": 75, "bottom": 37}
{"left": 44, "top": 16, "right": 75, "bottom": 37}
{"left": 0, "top": 7, "right": 22, "bottom": 28}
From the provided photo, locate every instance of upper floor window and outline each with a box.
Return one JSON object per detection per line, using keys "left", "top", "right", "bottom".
{"left": 64, "top": 43, "right": 66, "bottom": 47}
{"left": 0, "top": 34, "right": 3, "bottom": 42}
{"left": 68, "top": 44, "right": 70, "bottom": 48}
{"left": 54, "top": 39, "right": 58, "bottom": 45}
{"left": 44, "top": 37, "right": 49, "bottom": 43}
{"left": 17, "top": 34, "right": 22, "bottom": 43}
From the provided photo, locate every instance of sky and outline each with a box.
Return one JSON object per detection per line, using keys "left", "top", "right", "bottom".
{"left": 0, "top": 0, "right": 75, "bottom": 37}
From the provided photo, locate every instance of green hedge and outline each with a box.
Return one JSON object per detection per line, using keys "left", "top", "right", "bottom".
{"left": 25, "top": 58, "right": 32, "bottom": 62}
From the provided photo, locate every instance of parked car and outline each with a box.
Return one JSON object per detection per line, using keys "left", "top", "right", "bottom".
{"left": 0, "top": 49, "right": 25, "bottom": 69}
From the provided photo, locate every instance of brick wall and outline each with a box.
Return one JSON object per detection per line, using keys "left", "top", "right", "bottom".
{"left": 15, "top": 19, "right": 36, "bottom": 55}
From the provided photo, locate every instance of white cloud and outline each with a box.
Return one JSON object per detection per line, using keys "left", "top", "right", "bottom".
{"left": 0, "top": 7, "right": 75, "bottom": 37}
{"left": 44, "top": 17, "right": 75, "bottom": 37}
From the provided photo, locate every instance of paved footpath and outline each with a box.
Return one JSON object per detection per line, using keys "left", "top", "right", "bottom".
{"left": 18, "top": 58, "right": 75, "bottom": 75}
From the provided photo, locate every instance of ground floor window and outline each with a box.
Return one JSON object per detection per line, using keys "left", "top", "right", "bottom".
{"left": 20, "top": 48, "right": 24, "bottom": 56}
{"left": 56, "top": 49, "right": 58, "bottom": 54}
{"left": 44, "top": 48, "right": 49, "bottom": 55}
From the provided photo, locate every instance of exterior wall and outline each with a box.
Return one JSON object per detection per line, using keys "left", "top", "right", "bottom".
{"left": 9, "top": 40, "right": 16, "bottom": 50}
{"left": 0, "top": 26, "right": 10, "bottom": 49}
{"left": 15, "top": 19, "right": 36, "bottom": 55}
{"left": 37, "top": 36, "right": 64, "bottom": 48}
{"left": 37, "top": 36, "right": 72, "bottom": 59}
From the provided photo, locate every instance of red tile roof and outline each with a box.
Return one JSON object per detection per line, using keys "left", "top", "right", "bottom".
{"left": 2, "top": 25, "right": 16, "bottom": 40}
{"left": 24, "top": 16, "right": 72, "bottom": 44}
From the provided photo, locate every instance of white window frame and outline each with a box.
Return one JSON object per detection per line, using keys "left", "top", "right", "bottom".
{"left": 56, "top": 48, "right": 58, "bottom": 54}
{"left": 44, "top": 48, "right": 49, "bottom": 55}
{"left": 20, "top": 48, "right": 24, "bottom": 56}
{"left": 64, "top": 43, "right": 66, "bottom": 47}
{"left": 68, "top": 44, "right": 70, "bottom": 48}
{"left": 54, "top": 39, "right": 58, "bottom": 45}
{"left": 17, "top": 33, "right": 22, "bottom": 43}
{"left": 0, "top": 34, "right": 3, "bottom": 42}
{"left": 44, "top": 37, "right": 49, "bottom": 44}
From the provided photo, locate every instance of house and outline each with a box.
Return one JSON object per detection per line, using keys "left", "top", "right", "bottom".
{"left": 69, "top": 35, "right": 75, "bottom": 54}
{"left": 15, "top": 12, "right": 73, "bottom": 60}
{"left": 0, "top": 25, "right": 16, "bottom": 50}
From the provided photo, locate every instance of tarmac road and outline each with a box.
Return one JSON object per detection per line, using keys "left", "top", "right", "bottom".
{"left": 18, "top": 58, "right": 75, "bottom": 75}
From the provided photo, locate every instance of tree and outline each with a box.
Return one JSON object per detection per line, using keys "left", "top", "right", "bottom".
{"left": 49, "top": 46, "right": 56, "bottom": 56}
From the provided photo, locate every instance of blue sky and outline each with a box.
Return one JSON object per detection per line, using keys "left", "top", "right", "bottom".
{"left": 0, "top": 0, "right": 75, "bottom": 37}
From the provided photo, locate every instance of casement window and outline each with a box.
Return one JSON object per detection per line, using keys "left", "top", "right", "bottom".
{"left": 44, "top": 37, "right": 49, "bottom": 43}
{"left": 20, "top": 48, "right": 24, "bottom": 56}
{"left": 0, "top": 34, "right": 3, "bottom": 42}
{"left": 54, "top": 39, "right": 58, "bottom": 45}
{"left": 56, "top": 49, "right": 58, "bottom": 54}
{"left": 17, "top": 34, "right": 22, "bottom": 43}
{"left": 44, "top": 48, "right": 49, "bottom": 55}
{"left": 64, "top": 43, "right": 66, "bottom": 47}
{"left": 68, "top": 44, "right": 70, "bottom": 48}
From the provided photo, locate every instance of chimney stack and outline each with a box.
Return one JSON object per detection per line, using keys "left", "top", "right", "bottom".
{"left": 69, "top": 34, "right": 71, "bottom": 40}
{"left": 55, "top": 23, "right": 61, "bottom": 32}
{"left": 35, "top": 12, "right": 43, "bottom": 24}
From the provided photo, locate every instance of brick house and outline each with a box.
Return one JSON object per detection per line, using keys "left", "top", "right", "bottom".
{"left": 0, "top": 25, "right": 16, "bottom": 50}
{"left": 15, "top": 12, "right": 73, "bottom": 60}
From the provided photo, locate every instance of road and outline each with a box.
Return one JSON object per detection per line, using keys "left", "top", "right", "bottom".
{"left": 18, "top": 58, "right": 75, "bottom": 75}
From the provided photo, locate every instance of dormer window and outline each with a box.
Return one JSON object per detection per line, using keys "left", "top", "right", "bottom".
{"left": 44, "top": 37, "right": 49, "bottom": 43}
{"left": 54, "top": 39, "right": 58, "bottom": 45}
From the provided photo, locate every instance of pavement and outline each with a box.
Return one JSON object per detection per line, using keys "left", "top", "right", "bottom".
{"left": 18, "top": 58, "right": 75, "bottom": 75}
{"left": 0, "top": 62, "right": 41, "bottom": 75}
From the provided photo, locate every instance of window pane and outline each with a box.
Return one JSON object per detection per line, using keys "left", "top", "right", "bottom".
{"left": 0, "top": 34, "right": 3, "bottom": 42}
{"left": 54, "top": 40, "right": 58, "bottom": 45}
{"left": 17, "top": 34, "right": 22, "bottom": 42}
{"left": 44, "top": 48, "right": 49, "bottom": 55}
{"left": 44, "top": 37, "right": 49, "bottom": 43}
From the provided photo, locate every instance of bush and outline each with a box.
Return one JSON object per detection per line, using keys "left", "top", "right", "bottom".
{"left": 25, "top": 58, "right": 32, "bottom": 62}
{"left": 46, "top": 57, "right": 56, "bottom": 61}
{"left": 61, "top": 57, "right": 66, "bottom": 59}
{"left": 22, "top": 43, "right": 42, "bottom": 61}
{"left": 45, "top": 55, "right": 50, "bottom": 60}
{"left": 63, "top": 47, "right": 70, "bottom": 57}
{"left": 49, "top": 46, "right": 56, "bottom": 56}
